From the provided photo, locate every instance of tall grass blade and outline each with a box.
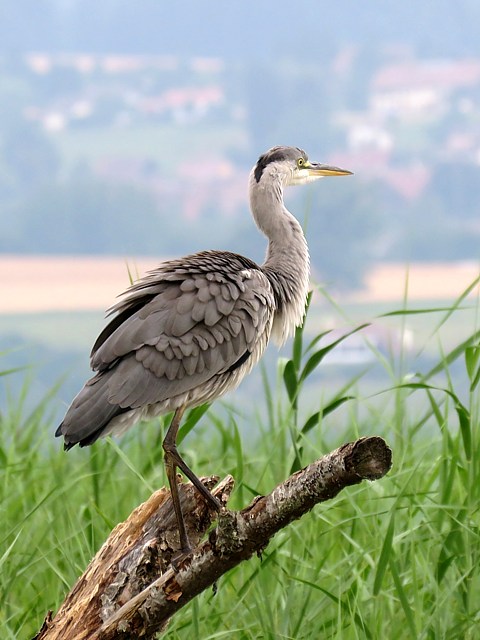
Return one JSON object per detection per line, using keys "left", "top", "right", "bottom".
{"left": 106, "top": 439, "right": 154, "bottom": 492}
{"left": 379, "top": 307, "right": 468, "bottom": 317}
{"left": 429, "top": 275, "right": 480, "bottom": 337}
{"left": 423, "top": 328, "right": 480, "bottom": 381}
{"left": 283, "top": 360, "right": 298, "bottom": 405}
{"left": 301, "top": 396, "right": 354, "bottom": 435}
{"left": 455, "top": 404, "right": 472, "bottom": 461}
{"left": 389, "top": 555, "right": 417, "bottom": 637}
{"left": 436, "top": 509, "right": 467, "bottom": 585}
{"left": 178, "top": 403, "right": 211, "bottom": 444}
{"left": 0, "top": 365, "right": 29, "bottom": 377}
{"left": 465, "top": 345, "right": 480, "bottom": 391}
{"left": 299, "top": 323, "right": 370, "bottom": 384}
{"left": 373, "top": 509, "right": 395, "bottom": 595}
{"left": 396, "top": 382, "right": 472, "bottom": 460}
{"left": 464, "top": 345, "right": 480, "bottom": 381}
{"left": 291, "top": 577, "right": 373, "bottom": 640}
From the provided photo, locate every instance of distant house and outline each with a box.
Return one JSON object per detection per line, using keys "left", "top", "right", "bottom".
{"left": 371, "top": 58, "right": 480, "bottom": 118}
{"left": 138, "top": 86, "right": 225, "bottom": 122}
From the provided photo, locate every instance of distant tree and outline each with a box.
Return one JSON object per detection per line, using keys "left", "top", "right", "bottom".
{"left": 0, "top": 74, "right": 32, "bottom": 125}
{"left": 388, "top": 193, "right": 480, "bottom": 262}
{"left": 383, "top": 161, "right": 480, "bottom": 263}
{"left": 1, "top": 122, "right": 60, "bottom": 189}
{"left": 9, "top": 178, "right": 165, "bottom": 255}
{"left": 88, "top": 94, "right": 126, "bottom": 127}
{"left": 30, "top": 65, "right": 84, "bottom": 104}
{"left": 302, "top": 180, "right": 383, "bottom": 290}
{"left": 428, "top": 162, "right": 480, "bottom": 221}
{"left": 342, "top": 45, "right": 384, "bottom": 110}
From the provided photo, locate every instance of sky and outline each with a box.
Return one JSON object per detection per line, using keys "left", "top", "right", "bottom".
{"left": 1, "top": 1, "right": 480, "bottom": 58}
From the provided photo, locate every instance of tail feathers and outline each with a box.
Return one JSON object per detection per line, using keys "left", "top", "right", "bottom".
{"left": 57, "top": 412, "right": 128, "bottom": 449}
{"left": 54, "top": 423, "right": 80, "bottom": 450}
{"left": 56, "top": 371, "right": 130, "bottom": 449}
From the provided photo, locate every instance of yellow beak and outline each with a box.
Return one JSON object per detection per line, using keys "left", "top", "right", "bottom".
{"left": 306, "top": 162, "right": 353, "bottom": 177}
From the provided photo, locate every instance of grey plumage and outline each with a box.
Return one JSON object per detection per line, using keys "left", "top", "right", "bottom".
{"left": 56, "top": 146, "right": 352, "bottom": 551}
{"left": 58, "top": 252, "right": 273, "bottom": 446}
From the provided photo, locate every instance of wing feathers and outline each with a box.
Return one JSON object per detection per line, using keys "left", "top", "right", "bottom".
{"left": 61, "top": 252, "right": 275, "bottom": 444}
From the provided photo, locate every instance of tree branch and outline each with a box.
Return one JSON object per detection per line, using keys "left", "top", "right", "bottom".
{"left": 34, "top": 436, "right": 392, "bottom": 640}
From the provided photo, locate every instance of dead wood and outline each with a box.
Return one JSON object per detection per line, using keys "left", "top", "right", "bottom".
{"left": 34, "top": 436, "right": 392, "bottom": 640}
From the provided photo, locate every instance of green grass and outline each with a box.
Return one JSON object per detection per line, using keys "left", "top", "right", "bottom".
{"left": 2, "top": 290, "right": 480, "bottom": 639}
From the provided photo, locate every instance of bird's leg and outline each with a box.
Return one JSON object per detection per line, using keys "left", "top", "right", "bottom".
{"left": 163, "top": 406, "right": 222, "bottom": 553}
{"left": 163, "top": 406, "right": 191, "bottom": 553}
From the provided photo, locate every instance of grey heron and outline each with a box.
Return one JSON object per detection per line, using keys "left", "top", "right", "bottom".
{"left": 56, "top": 146, "right": 352, "bottom": 553}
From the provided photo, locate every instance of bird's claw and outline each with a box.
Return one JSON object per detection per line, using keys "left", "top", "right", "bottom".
{"left": 170, "top": 546, "right": 193, "bottom": 572}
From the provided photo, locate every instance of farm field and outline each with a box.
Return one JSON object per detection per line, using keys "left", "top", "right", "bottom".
{"left": 2, "top": 256, "right": 480, "bottom": 314}
{"left": 1, "top": 256, "right": 479, "bottom": 357}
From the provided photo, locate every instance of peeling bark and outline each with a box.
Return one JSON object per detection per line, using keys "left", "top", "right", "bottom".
{"left": 34, "top": 436, "right": 392, "bottom": 640}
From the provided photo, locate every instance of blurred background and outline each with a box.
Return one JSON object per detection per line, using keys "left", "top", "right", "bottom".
{"left": 1, "top": 0, "right": 480, "bottom": 416}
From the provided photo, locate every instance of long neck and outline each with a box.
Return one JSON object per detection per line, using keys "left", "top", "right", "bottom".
{"left": 249, "top": 170, "right": 310, "bottom": 343}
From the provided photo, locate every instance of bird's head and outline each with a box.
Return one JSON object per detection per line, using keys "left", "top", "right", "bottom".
{"left": 253, "top": 146, "right": 352, "bottom": 188}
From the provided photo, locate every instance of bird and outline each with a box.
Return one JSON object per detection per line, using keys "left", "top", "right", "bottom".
{"left": 56, "top": 146, "right": 352, "bottom": 553}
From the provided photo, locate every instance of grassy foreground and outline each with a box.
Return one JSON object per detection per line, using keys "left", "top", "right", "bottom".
{"left": 1, "top": 293, "right": 480, "bottom": 639}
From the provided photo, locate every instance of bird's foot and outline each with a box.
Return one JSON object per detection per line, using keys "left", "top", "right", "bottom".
{"left": 170, "top": 545, "right": 194, "bottom": 572}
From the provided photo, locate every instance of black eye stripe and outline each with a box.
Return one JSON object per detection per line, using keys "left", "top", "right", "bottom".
{"left": 254, "top": 147, "right": 308, "bottom": 183}
{"left": 254, "top": 149, "right": 288, "bottom": 182}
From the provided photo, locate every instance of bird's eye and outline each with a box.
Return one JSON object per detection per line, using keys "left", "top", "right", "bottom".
{"left": 297, "top": 157, "right": 305, "bottom": 168}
